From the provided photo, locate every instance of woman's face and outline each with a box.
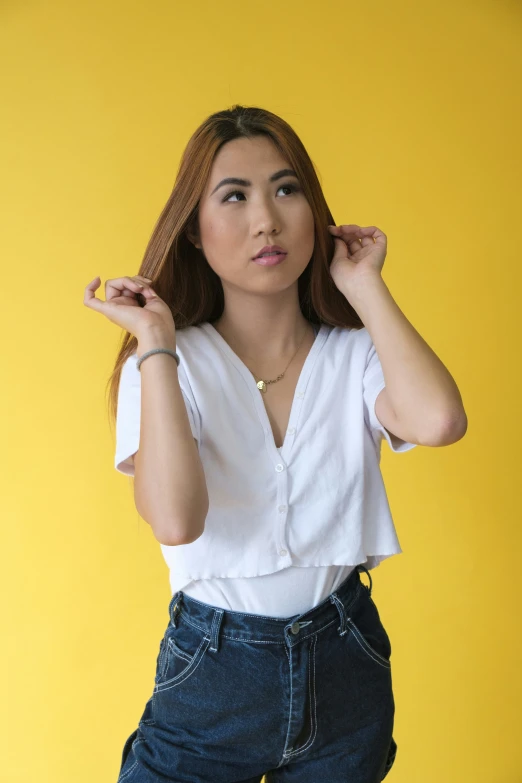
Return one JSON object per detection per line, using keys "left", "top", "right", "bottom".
{"left": 191, "top": 135, "right": 315, "bottom": 295}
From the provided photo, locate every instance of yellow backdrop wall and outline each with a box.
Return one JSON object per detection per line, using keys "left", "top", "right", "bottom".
{"left": 1, "top": 0, "right": 520, "bottom": 780}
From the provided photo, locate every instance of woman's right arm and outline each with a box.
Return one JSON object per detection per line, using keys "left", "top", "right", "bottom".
{"left": 83, "top": 274, "right": 208, "bottom": 546}
{"left": 134, "top": 324, "right": 209, "bottom": 546}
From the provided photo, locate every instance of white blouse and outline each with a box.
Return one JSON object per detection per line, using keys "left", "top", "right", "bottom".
{"left": 115, "top": 321, "right": 417, "bottom": 617}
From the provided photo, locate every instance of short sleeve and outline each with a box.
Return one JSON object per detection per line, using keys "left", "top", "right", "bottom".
{"left": 114, "top": 353, "right": 200, "bottom": 476}
{"left": 363, "top": 340, "right": 417, "bottom": 454}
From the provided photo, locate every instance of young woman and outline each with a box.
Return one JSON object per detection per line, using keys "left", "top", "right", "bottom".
{"left": 84, "top": 105, "right": 467, "bottom": 783}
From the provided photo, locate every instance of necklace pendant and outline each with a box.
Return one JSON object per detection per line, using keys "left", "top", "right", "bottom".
{"left": 257, "top": 380, "right": 267, "bottom": 393}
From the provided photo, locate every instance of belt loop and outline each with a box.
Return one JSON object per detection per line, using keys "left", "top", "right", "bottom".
{"left": 329, "top": 593, "right": 347, "bottom": 636}
{"left": 208, "top": 607, "right": 224, "bottom": 653}
{"left": 170, "top": 591, "right": 182, "bottom": 628}
{"left": 357, "top": 564, "right": 373, "bottom": 596}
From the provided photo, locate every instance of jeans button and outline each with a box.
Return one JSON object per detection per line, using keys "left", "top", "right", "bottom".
{"left": 290, "top": 622, "right": 301, "bottom": 634}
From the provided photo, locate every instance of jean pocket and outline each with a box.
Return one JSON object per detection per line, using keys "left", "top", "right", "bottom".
{"left": 345, "top": 587, "right": 392, "bottom": 670}
{"left": 154, "top": 615, "right": 211, "bottom": 693}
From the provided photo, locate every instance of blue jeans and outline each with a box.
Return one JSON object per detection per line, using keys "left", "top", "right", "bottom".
{"left": 117, "top": 565, "right": 397, "bottom": 782}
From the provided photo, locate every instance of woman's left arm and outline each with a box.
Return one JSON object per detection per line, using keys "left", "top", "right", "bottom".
{"left": 328, "top": 224, "right": 468, "bottom": 447}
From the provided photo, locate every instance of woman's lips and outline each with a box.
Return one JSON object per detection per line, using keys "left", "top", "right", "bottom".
{"left": 252, "top": 252, "right": 287, "bottom": 266}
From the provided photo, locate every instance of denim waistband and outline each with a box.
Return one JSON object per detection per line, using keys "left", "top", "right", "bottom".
{"left": 167, "top": 564, "right": 373, "bottom": 653}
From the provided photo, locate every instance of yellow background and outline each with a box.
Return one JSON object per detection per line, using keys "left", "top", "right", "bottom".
{"left": 1, "top": 1, "right": 520, "bottom": 780}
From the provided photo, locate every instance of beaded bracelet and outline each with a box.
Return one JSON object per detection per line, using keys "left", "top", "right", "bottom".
{"left": 136, "top": 348, "right": 180, "bottom": 372}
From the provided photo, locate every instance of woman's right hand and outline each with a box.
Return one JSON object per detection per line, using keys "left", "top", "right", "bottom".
{"left": 83, "top": 275, "right": 176, "bottom": 340}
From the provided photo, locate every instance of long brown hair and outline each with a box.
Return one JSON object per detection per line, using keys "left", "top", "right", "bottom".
{"left": 106, "top": 104, "right": 364, "bottom": 434}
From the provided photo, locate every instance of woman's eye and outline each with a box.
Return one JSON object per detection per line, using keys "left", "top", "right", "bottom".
{"left": 223, "top": 183, "right": 300, "bottom": 203}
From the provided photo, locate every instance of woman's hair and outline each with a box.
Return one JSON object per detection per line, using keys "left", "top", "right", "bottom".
{"left": 106, "top": 104, "right": 364, "bottom": 433}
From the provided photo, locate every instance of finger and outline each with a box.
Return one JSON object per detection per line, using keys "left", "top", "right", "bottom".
{"left": 334, "top": 234, "right": 361, "bottom": 255}
{"left": 127, "top": 276, "right": 156, "bottom": 295}
{"left": 354, "top": 226, "right": 381, "bottom": 246}
{"left": 356, "top": 226, "right": 380, "bottom": 234}
{"left": 84, "top": 276, "right": 107, "bottom": 312}
{"left": 332, "top": 237, "right": 350, "bottom": 255}
{"left": 333, "top": 225, "right": 362, "bottom": 239}
{"left": 131, "top": 276, "right": 154, "bottom": 287}
{"left": 133, "top": 281, "right": 158, "bottom": 297}
{"left": 329, "top": 225, "right": 362, "bottom": 250}
{"left": 345, "top": 233, "right": 364, "bottom": 248}
{"left": 109, "top": 276, "right": 145, "bottom": 290}
{"left": 105, "top": 277, "right": 146, "bottom": 301}
{"left": 118, "top": 276, "right": 155, "bottom": 299}
{"left": 353, "top": 226, "right": 384, "bottom": 240}
{"left": 111, "top": 287, "right": 156, "bottom": 303}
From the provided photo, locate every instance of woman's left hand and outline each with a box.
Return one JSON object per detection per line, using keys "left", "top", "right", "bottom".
{"left": 327, "top": 224, "right": 387, "bottom": 294}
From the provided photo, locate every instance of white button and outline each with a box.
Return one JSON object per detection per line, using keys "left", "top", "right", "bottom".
{"left": 278, "top": 505, "right": 287, "bottom": 513}
{"left": 287, "top": 427, "right": 295, "bottom": 435}
{"left": 279, "top": 549, "right": 288, "bottom": 556}
{"left": 296, "top": 391, "right": 304, "bottom": 398}
{"left": 275, "top": 463, "right": 285, "bottom": 472}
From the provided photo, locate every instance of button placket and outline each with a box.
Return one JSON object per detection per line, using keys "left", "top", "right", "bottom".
{"left": 274, "top": 457, "right": 290, "bottom": 559}
{"left": 269, "top": 385, "right": 312, "bottom": 561}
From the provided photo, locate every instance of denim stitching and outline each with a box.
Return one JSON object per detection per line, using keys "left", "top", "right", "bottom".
{"left": 345, "top": 619, "right": 391, "bottom": 669}
{"left": 280, "top": 634, "right": 294, "bottom": 762}
{"left": 167, "top": 637, "right": 193, "bottom": 664}
{"left": 118, "top": 759, "right": 137, "bottom": 782}
{"left": 117, "top": 738, "right": 146, "bottom": 782}
{"left": 176, "top": 581, "right": 362, "bottom": 642}
{"left": 127, "top": 576, "right": 376, "bottom": 772}
{"left": 154, "top": 635, "right": 211, "bottom": 692}
{"left": 284, "top": 634, "right": 318, "bottom": 758}
{"left": 329, "top": 594, "right": 348, "bottom": 636}
{"left": 138, "top": 697, "right": 155, "bottom": 728}
{"left": 209, "top": 607, "right": 224, "bottom": 653}
{"left": 177, "top": 613, "right": 354, "bottom": 646}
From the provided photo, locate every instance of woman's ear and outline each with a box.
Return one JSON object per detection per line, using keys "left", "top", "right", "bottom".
{"left": 186, "top": 218, "right": 202, "bottom": 250}
{"left": 186, "top": 232, "right": 201, "bottom": 250}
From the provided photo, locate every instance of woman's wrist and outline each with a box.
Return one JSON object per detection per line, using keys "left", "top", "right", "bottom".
{"left": 137, "top": 326, "right": 177, "bottom": 358}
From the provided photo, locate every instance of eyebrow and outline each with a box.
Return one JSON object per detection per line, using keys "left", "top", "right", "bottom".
{"left": 210, "top": 168, "right": 299, "bottom": 196}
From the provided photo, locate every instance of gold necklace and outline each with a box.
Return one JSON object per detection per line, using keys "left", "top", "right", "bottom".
{"left": 252, "top": 324, "right": 310, "bottom": 394}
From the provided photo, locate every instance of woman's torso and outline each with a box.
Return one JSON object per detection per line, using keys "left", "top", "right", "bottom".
{"left": 180, "top": 322, "right": 359, "bottom": 617}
